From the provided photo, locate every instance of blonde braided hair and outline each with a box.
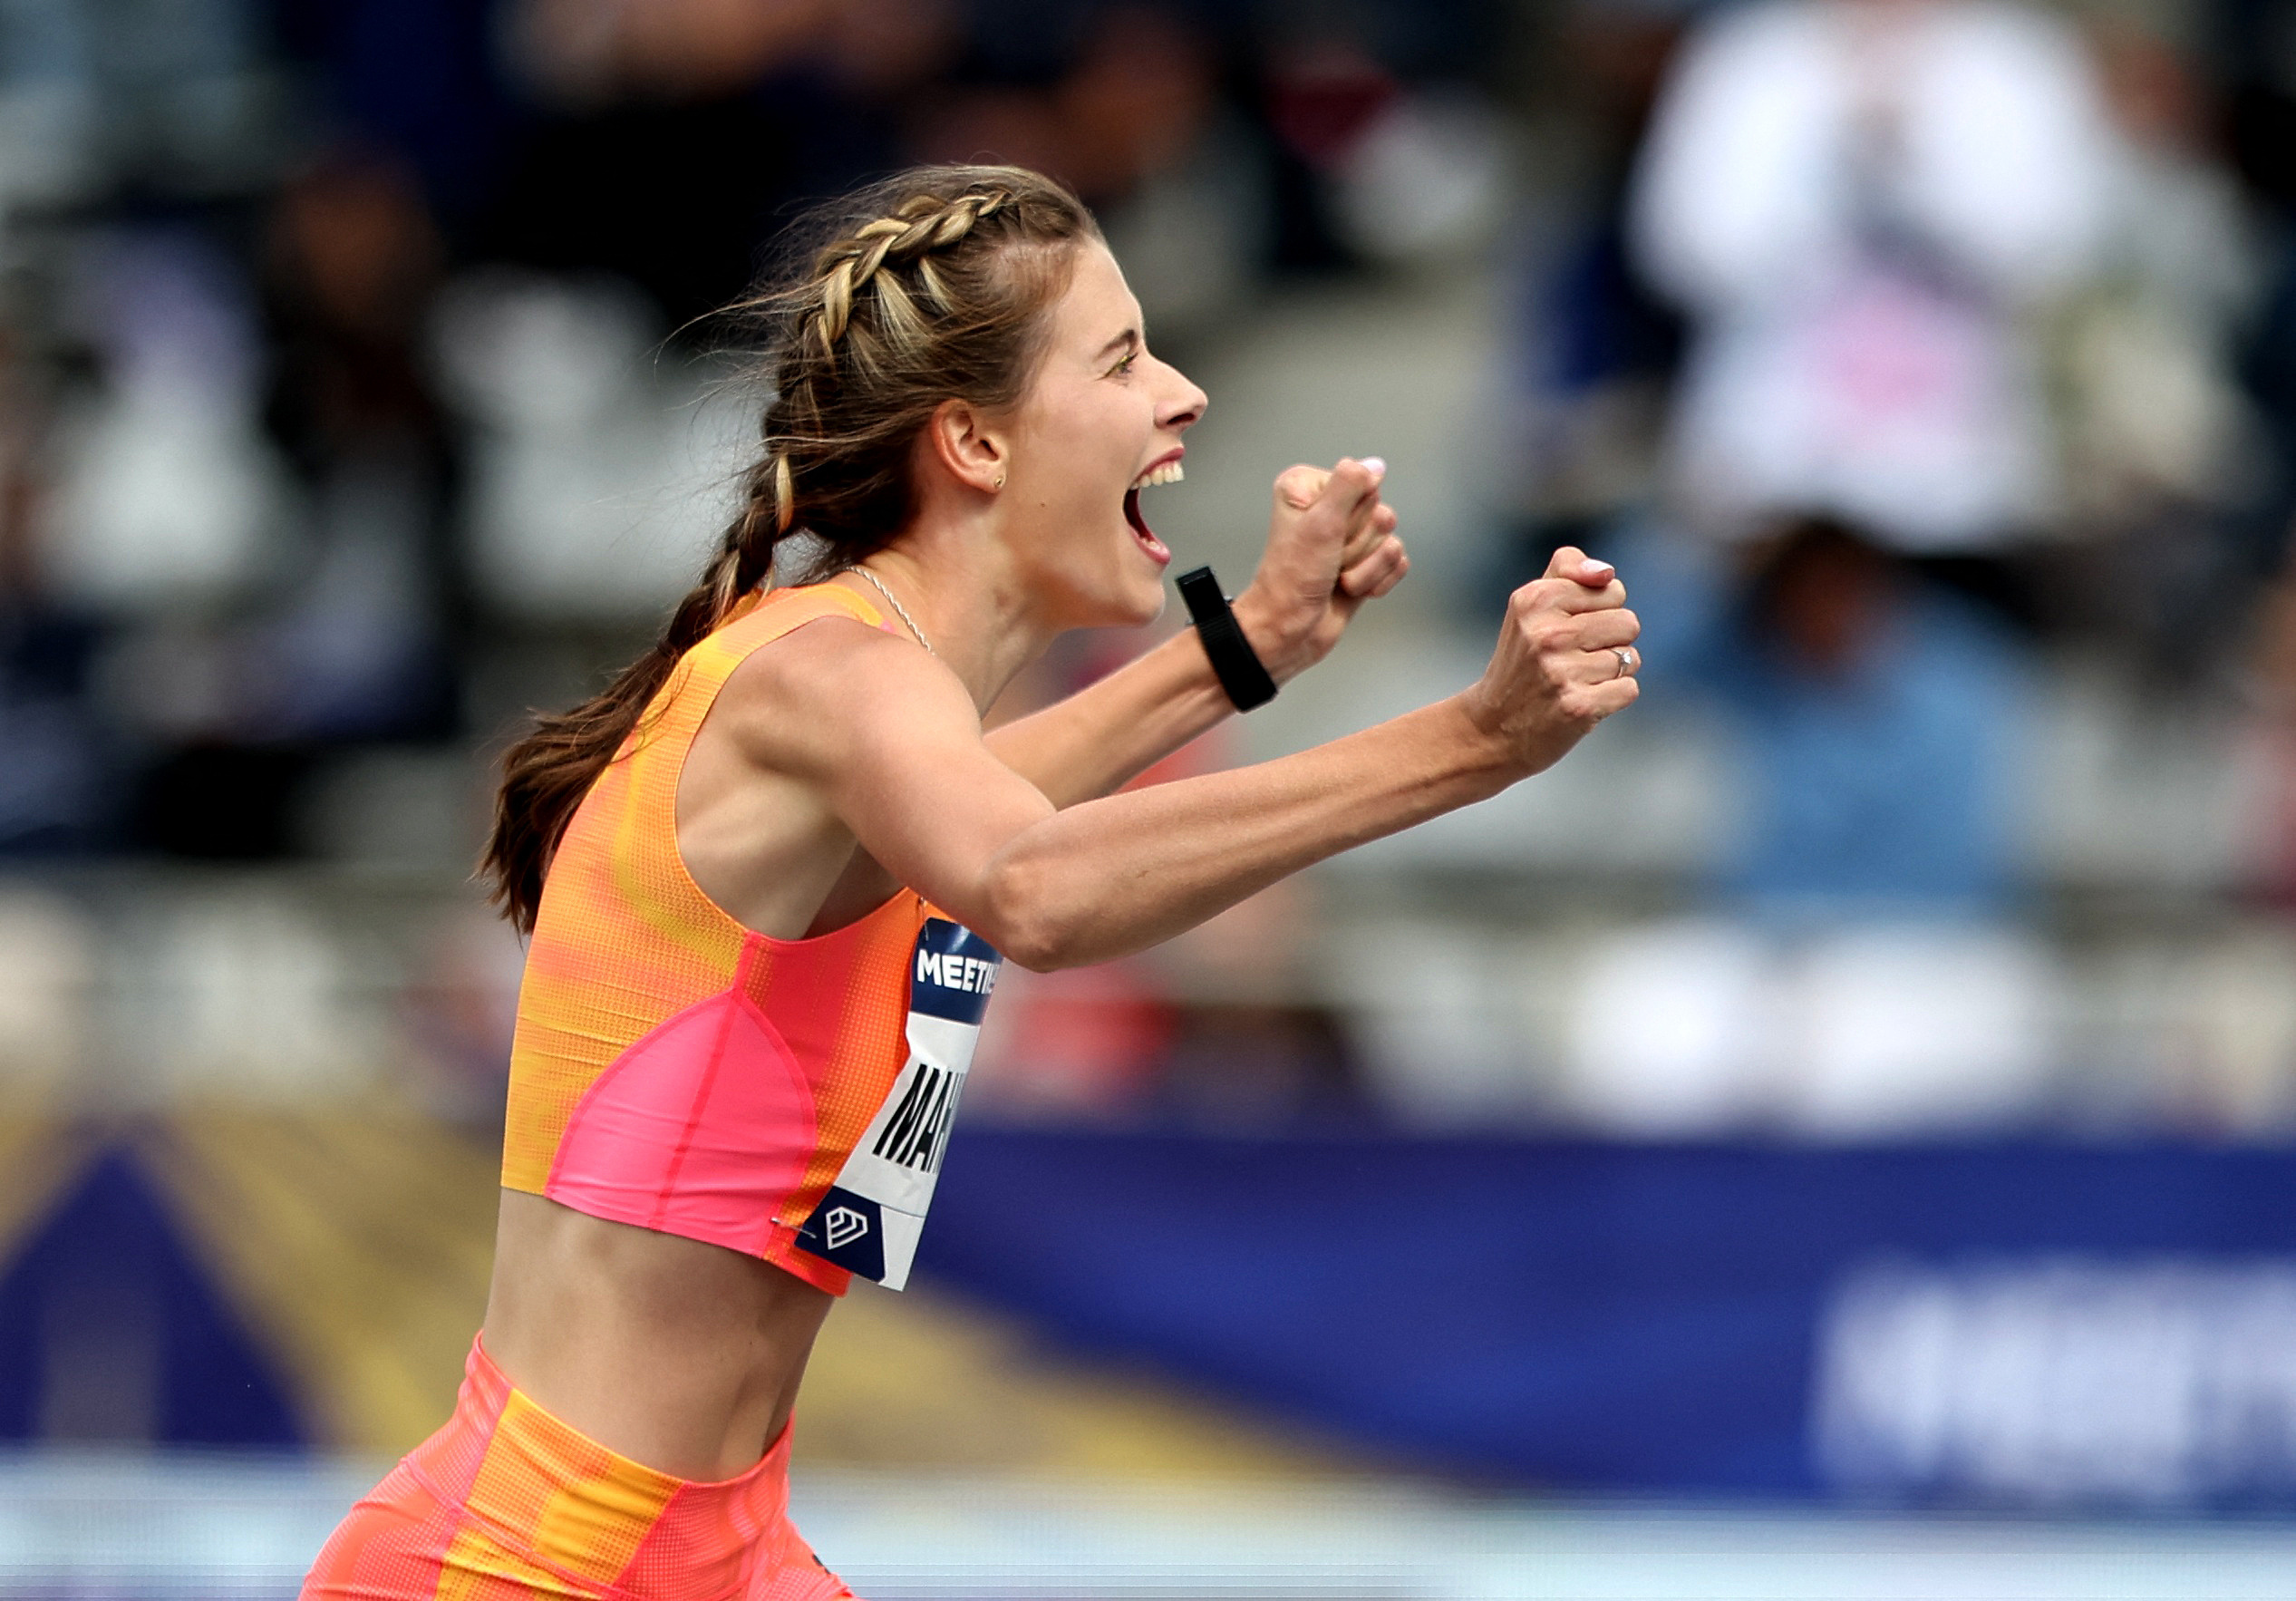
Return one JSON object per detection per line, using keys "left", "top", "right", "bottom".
{"left": 484, "top": 165, "right": 1100, "bottom": 932}
{"left": 812, "top": 189, "right": 1011, "bottom": 359}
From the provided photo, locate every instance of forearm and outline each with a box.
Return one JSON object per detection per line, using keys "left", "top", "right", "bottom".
{"left": 983, "top": 628, "right": 1234, "bottom": 806}
{"left": 980, "top": 695, "right": 1515, "bottom": 968}
{"left": 984, "top": 595, "right": 1301, "bottom": 807}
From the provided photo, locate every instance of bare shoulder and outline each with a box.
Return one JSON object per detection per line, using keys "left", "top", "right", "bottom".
{"left": 711, "top": 612, "right": 976, "bottom": 777}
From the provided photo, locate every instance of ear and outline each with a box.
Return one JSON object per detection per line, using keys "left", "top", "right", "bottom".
{"left": 925, "top": 398, "right": 1009, "bottom": 495}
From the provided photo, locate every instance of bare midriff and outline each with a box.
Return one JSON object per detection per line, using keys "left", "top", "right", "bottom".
{"left": 480, "top": 1189, "right": 834, "bottom": 1482}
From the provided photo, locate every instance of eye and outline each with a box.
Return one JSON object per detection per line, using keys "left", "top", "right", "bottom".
{"left": 1108, "top": 351, "right": 1138, "bottom": 379}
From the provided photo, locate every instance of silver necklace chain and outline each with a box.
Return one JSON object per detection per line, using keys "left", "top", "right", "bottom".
{"left": 850, "top": 567, "right": 935, "bottom": 658}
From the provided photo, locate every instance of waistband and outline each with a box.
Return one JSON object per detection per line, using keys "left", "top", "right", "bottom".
{"left": 403, "top": 1335, "right": 798, "bottom": 1597}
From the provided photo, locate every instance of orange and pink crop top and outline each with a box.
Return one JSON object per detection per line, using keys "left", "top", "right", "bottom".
{"left": 500, "top": 583, "right": 1003, "bottom": 1295}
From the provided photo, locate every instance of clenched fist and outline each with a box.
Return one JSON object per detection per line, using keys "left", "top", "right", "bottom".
{"left": 1461, "top": 546, "right": 1641, "bottom": 776}
{"left": 1232, "top": 457, "right": 1410, "bottom": 682}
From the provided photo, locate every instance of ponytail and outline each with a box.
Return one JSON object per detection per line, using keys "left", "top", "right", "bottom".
{"left": 481, "top": 456, "right": 785, "bottom": 933}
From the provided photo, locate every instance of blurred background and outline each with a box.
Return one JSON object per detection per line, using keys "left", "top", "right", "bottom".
{"left": 7, "top": 0, "right": 2296, "bottom": 1594}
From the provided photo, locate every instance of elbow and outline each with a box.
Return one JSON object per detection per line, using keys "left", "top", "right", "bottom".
{"left": 976, "top": 853, "right": 1088, "bottom": 973}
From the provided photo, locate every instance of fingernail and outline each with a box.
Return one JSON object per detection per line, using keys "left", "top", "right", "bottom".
{"left": 1584, "top": 559, "right": 1614, "bottom": 577}
{"left": 1361, "top": 456, "right": 1387, "bottom": 477}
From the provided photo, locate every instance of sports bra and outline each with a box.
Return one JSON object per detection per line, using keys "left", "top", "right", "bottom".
{"left": 499, "top": 583, "right": 1003, "bottom": 1294}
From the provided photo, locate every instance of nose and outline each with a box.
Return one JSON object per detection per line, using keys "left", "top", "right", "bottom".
{"left": 1154, "top": 355, "right": 1207, "bottom": 432}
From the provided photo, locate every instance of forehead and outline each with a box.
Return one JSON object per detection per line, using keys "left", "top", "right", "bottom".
{"left": 1046, "top": 243, "right": 1139, "bottom": 354}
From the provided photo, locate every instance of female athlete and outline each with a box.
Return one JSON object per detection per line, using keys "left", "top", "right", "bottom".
{"left": 303, "top": 164, "right": 1640, "bottom": 1598}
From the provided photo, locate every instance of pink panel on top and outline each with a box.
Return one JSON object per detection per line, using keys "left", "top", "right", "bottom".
{"left": 742, "top": 936, "right": 872, "bottom": 1095}
{"left": 546, "top": 978, "right": 818, "bottom": 1257}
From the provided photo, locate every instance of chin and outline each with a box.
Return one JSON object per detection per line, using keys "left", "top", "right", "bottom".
{"left": 1113, "top": 579, "right": 1167, "bottom": 629}
{"left": 1116, "top": 532, "right": 1176, "bottom": 623}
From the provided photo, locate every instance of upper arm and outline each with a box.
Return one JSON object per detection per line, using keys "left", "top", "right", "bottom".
{"left": 719, "top": 619, "right": 1058, "bottom": 933}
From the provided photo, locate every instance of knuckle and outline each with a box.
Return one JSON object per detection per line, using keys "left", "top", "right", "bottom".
{"left": 1274, "top": 465, "right": 1324, "bottom": 501}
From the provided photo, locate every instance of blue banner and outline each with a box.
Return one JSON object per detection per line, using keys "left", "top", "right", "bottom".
{"left": 915, "top": 1133, "right": 2296, "bottom": 1508}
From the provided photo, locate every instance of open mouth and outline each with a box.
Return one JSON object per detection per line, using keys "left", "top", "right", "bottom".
{"left": 1123, "top": 459, "right": 1182, "bottom": 566}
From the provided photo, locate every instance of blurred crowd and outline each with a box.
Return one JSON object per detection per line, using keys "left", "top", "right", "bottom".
{"left": 1, "top": 0, "right": 2294, "bottom": 1140}
{"left": 1477, "top": 0, "right": 2296, "bottom": 1140}
{"left": 0, "top": 0, "right": 1520, "bottom": 851}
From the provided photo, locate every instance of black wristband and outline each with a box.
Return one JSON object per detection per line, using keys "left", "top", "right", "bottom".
{"left": 1176, "top": 566, "right": 1277, "bottom": 713}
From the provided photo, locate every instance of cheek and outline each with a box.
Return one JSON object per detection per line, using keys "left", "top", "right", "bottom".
{"left": 1041, "top": 426, "right": 1132, "bottom": 517}
{"left": 1060, "top": 380, "right": 1152, "bottom": 462}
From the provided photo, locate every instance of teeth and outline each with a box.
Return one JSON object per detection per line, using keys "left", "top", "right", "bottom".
{"left": 1129, "top": 461, "right": 1184, "bottom": 490}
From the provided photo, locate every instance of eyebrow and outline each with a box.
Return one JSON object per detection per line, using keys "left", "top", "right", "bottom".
{"left": 1097, "top": 327, "right": 1141, "bottom": 362}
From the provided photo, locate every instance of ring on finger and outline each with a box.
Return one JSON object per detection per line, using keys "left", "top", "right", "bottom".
{"left": 1612, "top": 646, "right": 1638, "bottom": 680}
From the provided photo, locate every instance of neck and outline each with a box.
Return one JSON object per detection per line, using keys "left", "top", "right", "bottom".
{"left": 830, "top": 537, "right": 1051, "bottom": 715}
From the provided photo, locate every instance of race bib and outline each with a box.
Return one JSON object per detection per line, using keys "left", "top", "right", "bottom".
{"left": 795, "top": 917, "right": 1001, "bottom": 1290}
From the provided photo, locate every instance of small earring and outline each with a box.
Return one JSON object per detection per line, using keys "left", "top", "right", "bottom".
{"left": 993, "top": 473, "right": 1006, "bottom": 490}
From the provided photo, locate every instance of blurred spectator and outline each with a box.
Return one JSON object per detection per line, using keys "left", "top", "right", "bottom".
{"left": 2056, "top": 25, "right": 2259, "bottom": 528}
{"left": 1489, "top": 0, "right": 1687, "bottom": 577}
{"left": 1258, "top": 33, "right": 1512, "bottom": 273}
{"left": 264, "top": 153, "right": 450, "bottom": 504}
{"left": 915, "top": 6, "right": 1268, "bottom": 335}
{"left": 2219, "top": 0, "right": 2296, "bottom": 577}
{"left": 47, "top": 231, "right": 287, "bottom": 616}
{"left": 42, "top": 228, "right": 311, "bottom": 853}
{"left": 1570, "top": 512, "right": 2045, "bottom": 1136}
{"left": 1709, "top": 517, "right": 2033, "bottom": 911}
{"left": 252, "top": 150, "right": 460, "bottom": 744}
{"left": 946, "top": 5, "right": 1217, "bottom": 200}
{"left": 0, "top": 309, "right": 108, "bottom": 852}
{"left": 1613, "top": 0, "right": 2071, "bottom": 949}
{"left": 0, "top": 603, "right": 108, "bottom": 853}
{"left": 431, "top": 270, "right": 741, "bottom": 622}
{"left": 1631, "top": 0, "right": 2115, "bottom": 550}
{"left": 489, "top": 0, "right": 957, "bottom": 328}
{"left": 2042, "top": 22, "right": 2266, "bottom": 672}
{"left": 63, "top": 163, "right": 464, "bottom": 858}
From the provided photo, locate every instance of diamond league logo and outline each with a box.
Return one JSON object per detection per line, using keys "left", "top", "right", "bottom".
{"left": 823, "top": 1205, "right": 871, "bottom": 1251}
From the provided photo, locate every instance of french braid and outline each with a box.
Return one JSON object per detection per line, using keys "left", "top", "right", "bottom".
{"left": 484, "top": 166, "right": 1100, "bottom": 931}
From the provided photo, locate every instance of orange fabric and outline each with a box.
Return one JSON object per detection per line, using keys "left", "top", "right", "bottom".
{"left": 301, "top": 1339, "right": 854, "bottom": 1601}
{"left": 500, "top": 584, "right": 930, "bottom": 1294}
